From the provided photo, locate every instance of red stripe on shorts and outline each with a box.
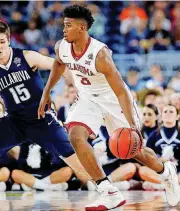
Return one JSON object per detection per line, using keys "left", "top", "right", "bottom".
{"left": 65, "top": 121, "right": 95, "bottom": 136}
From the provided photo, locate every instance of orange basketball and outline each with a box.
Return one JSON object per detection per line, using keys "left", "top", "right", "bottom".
{"left": 109, "top": 128, "right": 142, "bottom": 159}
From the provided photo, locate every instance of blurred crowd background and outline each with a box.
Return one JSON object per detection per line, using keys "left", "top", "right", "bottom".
{"left": 1, "top": 1, "right": 180, "bottom": 98}
{"left": 0, "top": 1, "right": 180, "bottom": 192}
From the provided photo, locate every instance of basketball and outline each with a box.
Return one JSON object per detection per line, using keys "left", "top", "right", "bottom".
{"left": 109, "top": 128, "right": 142, "bottom": 159}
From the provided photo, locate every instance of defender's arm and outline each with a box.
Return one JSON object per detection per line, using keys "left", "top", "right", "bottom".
{"left": 23, "top": 50, "right": 54, "bottom": 71}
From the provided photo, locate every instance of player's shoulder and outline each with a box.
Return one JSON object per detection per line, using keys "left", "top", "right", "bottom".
{"left": 90, "top": 37, "right": 106, "bottom": 47}
{"left": 90, "top": 38, "right": 112, "bottom": 58}
{"left": 11, "top": 47, "right": 24, "bottom": 55}
{"left": 11, "top": 48, "right": 35, "bottom": 62}
{"left": 54, "top": 39, "right": 63, "bottom": 52}
{"left": 55, "top": 39, "right": 70, "bottom": 51}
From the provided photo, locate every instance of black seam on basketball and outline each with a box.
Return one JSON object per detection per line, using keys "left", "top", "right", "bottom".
{"left": 117, "top": 128, "right": 124, "bottom": 159}
{"left": 126, "top": 129, "right": 131, "bottom": 159}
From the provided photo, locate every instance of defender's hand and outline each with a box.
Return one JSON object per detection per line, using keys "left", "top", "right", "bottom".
{"left": 38, "top": 91, "right": 51, "bottom": 119}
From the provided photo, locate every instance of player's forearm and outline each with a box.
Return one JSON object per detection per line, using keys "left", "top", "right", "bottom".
{"left": 117, "top": 90, "right": 137, "bottom": 127}
{"left": 63, "top": 68, "right": 75, "bottom": 87}
{"left": 44, "top": 60, "right": 66, "bottom": 93}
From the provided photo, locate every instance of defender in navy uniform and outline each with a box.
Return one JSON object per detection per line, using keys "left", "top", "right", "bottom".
{"left": 0, "top": 21, "right": 91, "bottom": 185}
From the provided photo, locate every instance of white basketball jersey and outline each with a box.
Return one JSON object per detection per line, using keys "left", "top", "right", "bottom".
{"left": 59, "top": 37, "right": 112, "bottom": 94}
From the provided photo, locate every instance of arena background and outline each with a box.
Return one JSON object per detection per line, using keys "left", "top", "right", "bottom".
{"left": 1, "top": 0, "right": 180, "bottom": 104}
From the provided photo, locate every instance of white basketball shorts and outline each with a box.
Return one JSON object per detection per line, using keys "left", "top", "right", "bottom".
{"left": 66, "top": 90, "right": 140, "bottom": 136}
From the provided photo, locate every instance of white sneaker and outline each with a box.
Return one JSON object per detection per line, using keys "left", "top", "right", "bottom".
{"left": 162, "top": 161, "right": 180, "bottom": 206}
{"left": 113, "top": 181, "right": 130, "bottom": 190}
{"left": 142, "top": 181, "right": 165, "bottom": 191}
{"left": 85, "top": 184, "right": 126, "bottom": 211}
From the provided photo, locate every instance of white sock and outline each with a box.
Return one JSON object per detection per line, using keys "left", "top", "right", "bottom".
{"left": 159, "top": 163, "right": 170, "bottom": 179}
{"left": 33, "top": 178, "right": 49, "bottom": 190}
{"left": 41, "top": 176, "right": 51, "bottom": 184}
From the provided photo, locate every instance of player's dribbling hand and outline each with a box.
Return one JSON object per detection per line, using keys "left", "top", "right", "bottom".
{"left": 38, "top": 91, "right": 51, "bottom": 119}
{"left": 130, "top": 125, "right": 144, "bottom": 149}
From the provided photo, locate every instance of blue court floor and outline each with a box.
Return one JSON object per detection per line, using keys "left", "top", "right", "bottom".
{"left": 0, "top": 191, "right": 178, "bottom": 211}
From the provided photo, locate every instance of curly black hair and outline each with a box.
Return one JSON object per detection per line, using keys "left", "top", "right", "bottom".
{"left": 62, "top": 4, "right": 95, "bottom": 30}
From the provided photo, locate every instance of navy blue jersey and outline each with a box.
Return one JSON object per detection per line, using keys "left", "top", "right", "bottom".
{"left": 141, "top": 125, "right": 158, "bottom": 140}
{"left": 147, "top": 126, "right": 180, "bottom": 172}
{"left": 0, "top": 48, "right": 44, "bottom": 119}
{"left": 0, "top": 48, "right": 74, "bottom": 160}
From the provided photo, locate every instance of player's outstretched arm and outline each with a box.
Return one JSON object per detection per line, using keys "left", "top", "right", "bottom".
{"left": 96, "top": 47, "right": 137, "bottom": 128}
{"left": 38, "top": 41, "right": 66, "bottom": 119}
{"left": 24, "top": 49, "right": 74, "bottom": 86}
{"left": 23, "top": 50, "right": 55, "bottom": 71}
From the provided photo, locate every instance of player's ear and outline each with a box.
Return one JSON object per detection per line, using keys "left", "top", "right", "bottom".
{"left": 80, "top": 24, "right": 86, "bottom": 33}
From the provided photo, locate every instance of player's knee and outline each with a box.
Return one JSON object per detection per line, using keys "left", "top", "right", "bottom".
{"left": 0, "top": 167, "right": 10, "bottom": 182}
{"left": 65, "top": 167, "right": 73, "bottom": 178}
{"left": 11, "top": 170, "right": 22, "bottom": 183}
{"left": 123, "top": 163, "right": 136, "bottom": 179}
{"left": 138, "top": 166, "right": 149, "bottom": 178}
{"left": 61, "top": 167, "right": 73, "bottom": 181}
{"left": 127, "top": 163, "right": 136, "bottom": 177}
{"left": 69, "top": 126, "right": 88, "bottom": 148}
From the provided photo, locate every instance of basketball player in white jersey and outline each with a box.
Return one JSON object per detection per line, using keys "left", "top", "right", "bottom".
{"left": 38, "top": 4, "right": 180, "bottom": 210}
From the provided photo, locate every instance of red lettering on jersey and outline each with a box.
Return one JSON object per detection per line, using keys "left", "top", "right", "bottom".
{"left": 74, "top": 64, "right": 78, "bottom": 70}
{"left": 76, "top": 74, "right": 91, "bottom": 85}
{"left": 66, "top": 63, "right": 95, "bottom": 77}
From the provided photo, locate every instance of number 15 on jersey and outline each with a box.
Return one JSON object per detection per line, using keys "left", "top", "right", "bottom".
{"left": 9, "top": 83, "right": 31, "bottom": 104}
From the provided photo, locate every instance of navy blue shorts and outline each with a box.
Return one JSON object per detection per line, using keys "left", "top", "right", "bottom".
{"left": 0, "top": 112, "right": 74, "bottom": 158}
{"left": 0, "top": 153, "right": 19, "bottom": 171}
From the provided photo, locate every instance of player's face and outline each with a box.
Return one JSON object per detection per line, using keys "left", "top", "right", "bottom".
{"left": 143, "top": 107, "right": 157, "bottom": 127}
{"left": 63, "top": 18, "right": 85, "bottom": 43}
{"left": 162, "top": 105, "right": 179, "bottom": 126}
{"left": 0, "top": 33, "right": 10, "bottom": 60}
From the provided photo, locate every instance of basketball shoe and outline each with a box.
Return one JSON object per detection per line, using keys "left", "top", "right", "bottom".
{"left": 160, "top": 161, "right": 180, "bottom": 206}
{"left": 85, "top": 180, "right": 126, "bottom": 211}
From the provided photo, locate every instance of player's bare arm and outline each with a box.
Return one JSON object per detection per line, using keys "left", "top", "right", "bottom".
{"left": 43, "top": 40, "right": 66, "bottom": 93}
{"left": 38, "top": 40, "right": 66, "bottom": 119}
{"left": 23, "top": 50, "right": 55, "bottom": 71}
{"left": 24, "top": 48, "right": 74, "bottom": 86}
{"left": 96, "top": 47, "right": 137, "bottom": 128}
